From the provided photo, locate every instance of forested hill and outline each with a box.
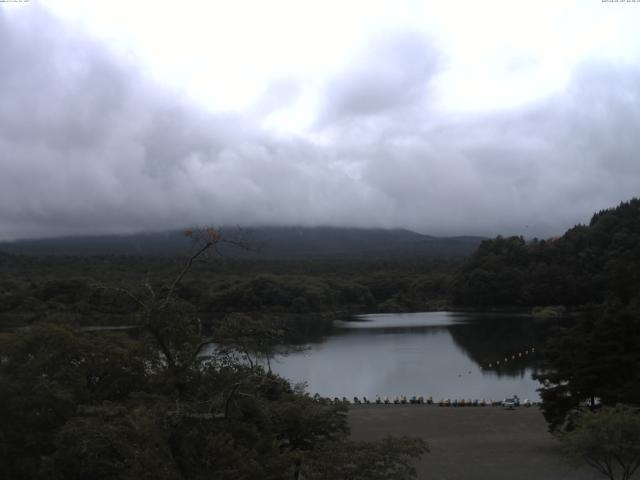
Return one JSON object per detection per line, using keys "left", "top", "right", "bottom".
{"left": 0, "top": 226, "right": 484, "bottom": 259}
{"left": 452, "top": 198, "right": 640, "bottom": 307}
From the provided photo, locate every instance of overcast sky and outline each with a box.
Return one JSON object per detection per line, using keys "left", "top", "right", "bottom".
{"left": 1, "top": 1, "right": 640, "bottom": 240}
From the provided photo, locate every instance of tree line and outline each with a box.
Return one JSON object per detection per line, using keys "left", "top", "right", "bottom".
{"left": 452, "top": 198, "right": 640, "bottom": 308}
{"left": 0, "top": 254, "right": 455, "bottom": 332}
{"left": 0, "top": 229, "right": 428, "bottom": 479}
{"left": 451, "top": 199, "right": 640, "bottom": 479}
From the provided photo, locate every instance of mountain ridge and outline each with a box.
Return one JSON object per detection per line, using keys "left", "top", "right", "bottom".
{"left": 0, "top": 226, "right": 485, "bottom": 259}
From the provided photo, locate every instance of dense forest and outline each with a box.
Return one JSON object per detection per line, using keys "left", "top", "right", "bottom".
{"left": 450, "top": 199, "right": 640, "bottom": 431}
{"left": 2, "top": 200, "right": 640, "bottom": 478}
{"left": 0, "top": 254, "right": 456, "bottom": 335}
{"left": 0, "top": 230, "right": 457, "bottom": 479}
{"left": 0, "top": 231, "right": 429, "bottom": 480}
{"left": 452, "top": 198, "right": 640, "bottom": 308}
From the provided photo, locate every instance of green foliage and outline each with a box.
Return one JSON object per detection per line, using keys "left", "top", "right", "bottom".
{"left": 558, "top": 405, "right": 640, "bottom": 480}
{"left": 0, "top": 322, "right": 426, "bottom": 479}
{"left": 453, "top": 198, "right": 640, "bottom": 307}
{"left": 0, "top": 239, "right": 428, "bottom": 479}
{"left": 450, "top": 198, "right": 640, "bottom": 435}
{"left": 202, "top": 274, "right": 341, "bottom": 313}
{"left": 536, "top": 303, "right": 640, "bottom": 431}
{"left": 0, "top": 254, "right": 457, "bottom": 331}
{"left": 36, "top": 279, "right": 91, "bottom": 304}
{"left": 0, "top": 324, "right": 151, "bottom": 479}
{"left": 213, "top": 313, "right": 302, "bottom": 372}
{"left": 53, "top": 403, "right": 180, "bottom": 480}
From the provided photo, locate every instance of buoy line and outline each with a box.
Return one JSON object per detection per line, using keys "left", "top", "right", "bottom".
{"left": 484, "top": 346, "right": 536, "bottom": 369}
{"left": 308, "top": 347, "right": 540, "bottom": 408}
{"left": 311, "top": 394, "right": 537, "bottom": 407}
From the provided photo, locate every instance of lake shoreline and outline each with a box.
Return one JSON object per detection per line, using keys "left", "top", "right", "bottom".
{"left": 275, "top": 311, "right": 546, "bottom": 401}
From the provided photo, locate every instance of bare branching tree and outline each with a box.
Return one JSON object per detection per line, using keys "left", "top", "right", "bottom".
{"left": 95, "top": 227, "right": 253, "bottom": 370}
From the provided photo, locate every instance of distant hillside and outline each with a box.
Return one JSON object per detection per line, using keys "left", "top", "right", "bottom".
{"left": 452, "top": 198, "right": 640, "bottom": 307}
{"left": 0, "top": 226, "right": 484, "bottom": 259}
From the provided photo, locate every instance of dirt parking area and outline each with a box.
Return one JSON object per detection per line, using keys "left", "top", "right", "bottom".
{"left": 349, "top": 404, "right": 600, "bottom": 480}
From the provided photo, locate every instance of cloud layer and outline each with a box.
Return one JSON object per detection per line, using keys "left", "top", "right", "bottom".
{"left": 1, "top": 6, "right": 639, "bottom": 240}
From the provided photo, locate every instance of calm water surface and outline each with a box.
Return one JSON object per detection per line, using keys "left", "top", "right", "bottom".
{"left": 271, "top": 311, "right": 551, "bottom": 401}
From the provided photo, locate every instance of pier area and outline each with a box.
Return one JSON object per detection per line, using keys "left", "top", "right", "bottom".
{"left": 348, "top": 404, "right": 600, "bottom": 480}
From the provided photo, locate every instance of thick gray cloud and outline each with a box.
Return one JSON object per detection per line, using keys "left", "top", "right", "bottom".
{"left": 317, "top": 31, "right": 439, "bottom": 124}
{"left": 1, "top": 6, "right": 639, "bottom": 240}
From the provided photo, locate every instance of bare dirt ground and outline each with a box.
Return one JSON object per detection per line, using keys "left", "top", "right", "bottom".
{"left": 348, "top": 404, "right": 601, "bottom": 480}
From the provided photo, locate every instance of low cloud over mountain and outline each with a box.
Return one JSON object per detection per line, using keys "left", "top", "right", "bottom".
{"left": 1, "top": 5, "right": 639, "bottom": 240}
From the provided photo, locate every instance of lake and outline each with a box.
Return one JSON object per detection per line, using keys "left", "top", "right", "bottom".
{"left": 270, "top": 311, "right": 554, "bottom": 401}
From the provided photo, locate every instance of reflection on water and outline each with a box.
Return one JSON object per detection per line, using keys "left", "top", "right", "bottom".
{"left": 271, "top": 311, "right": 555, "bottom": 401}
{"left": 334, "top": 312, "right": 469, "bottom": 330}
